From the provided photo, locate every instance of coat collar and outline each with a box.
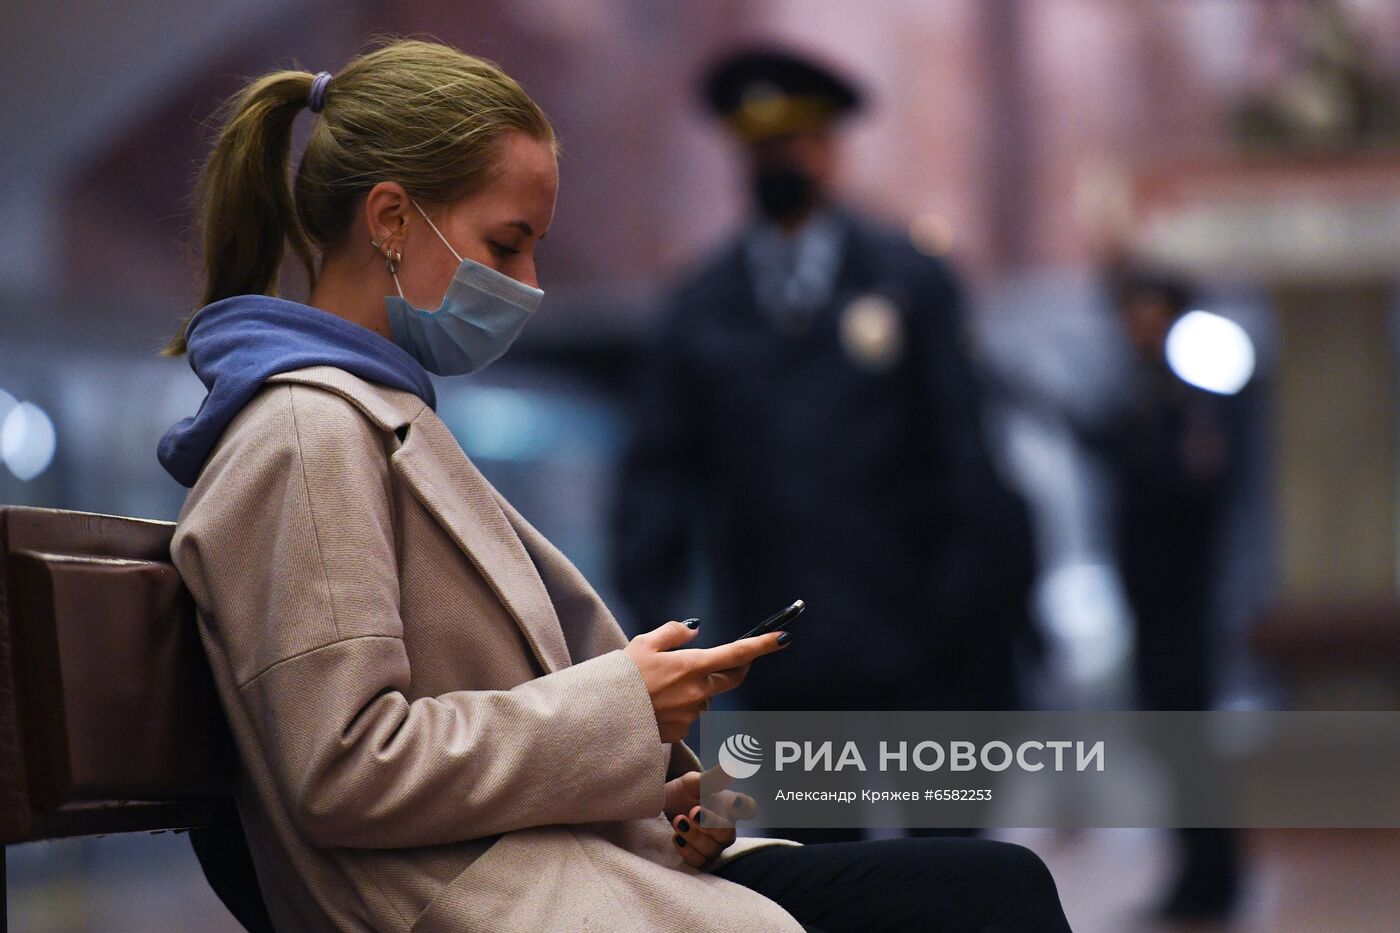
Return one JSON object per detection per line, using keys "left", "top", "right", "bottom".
{"left": 718, "top": 205, "right": 881, "bottom": 326}
{"left": 265, "top": 366, "right": 574, "bottom": 675}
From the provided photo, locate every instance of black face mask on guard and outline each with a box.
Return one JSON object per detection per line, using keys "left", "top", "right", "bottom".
{"left": 752, "top": 165, "right": 818, "bottom": 222}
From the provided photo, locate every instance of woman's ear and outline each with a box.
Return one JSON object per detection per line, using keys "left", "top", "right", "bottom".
{"left": 364, "top": 181, "right": 411, "bottom": 253}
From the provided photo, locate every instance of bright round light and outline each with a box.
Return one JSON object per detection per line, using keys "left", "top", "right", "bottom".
{"left": 1165, "top": 310, "right": 1255, "bottom": 395}
{"left": 2, "top": 401, "right": 57, "bottom": 481}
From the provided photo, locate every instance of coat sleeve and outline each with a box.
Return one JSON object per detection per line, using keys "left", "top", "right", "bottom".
{"left": 905, "top": 258, "right": 1036, "bottom": 633}
{"left": 171, "top": 384, "right": 669, "bottom": 850}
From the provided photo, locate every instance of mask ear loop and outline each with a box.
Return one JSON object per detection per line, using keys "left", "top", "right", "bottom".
{"left": 412, "top": 199, "right": 466, "bottom": 263}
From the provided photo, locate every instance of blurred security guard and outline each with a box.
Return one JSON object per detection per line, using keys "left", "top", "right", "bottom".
{"left": 614, "top": 48, "right": 1036, "bottom": 724}
{"left": 1091, "top": 266, "right": 1245, "bottom": 921}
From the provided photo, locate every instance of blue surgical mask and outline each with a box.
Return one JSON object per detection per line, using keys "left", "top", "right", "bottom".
{"left": 383, "top": 200, "right": 544, "bottom": 375}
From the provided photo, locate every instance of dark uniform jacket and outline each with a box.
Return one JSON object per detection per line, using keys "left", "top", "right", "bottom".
{"left": 1092, "top": 364, "right": 1242, "bottom": 711}
{"left": 614, "top": 207, "right": 1034, "bottom": 710}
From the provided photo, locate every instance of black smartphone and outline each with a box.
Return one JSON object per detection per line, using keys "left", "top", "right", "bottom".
{"left": 737, "top": 599, "right": 805, "bottom": 640}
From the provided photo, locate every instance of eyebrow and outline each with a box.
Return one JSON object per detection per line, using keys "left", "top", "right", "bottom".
{"left": 506, "top": 219, "right": 546, "bottom": 240}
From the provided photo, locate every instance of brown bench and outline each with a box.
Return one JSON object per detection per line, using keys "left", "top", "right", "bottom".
{"left": 0, "top": 505, "right": 269, "bottom": 931}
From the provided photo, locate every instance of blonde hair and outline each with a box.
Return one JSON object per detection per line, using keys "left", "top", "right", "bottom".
{"left": 161, "top": 38, "right": 555, "bottom": 356}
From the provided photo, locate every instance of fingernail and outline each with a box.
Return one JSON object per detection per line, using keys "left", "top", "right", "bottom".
{"left": 678, "top": 818, "right": 690, "bottom": 832}
{"left": 694, "top": 811, "right": 705, "bottom": 825}
{"left": 674, "top": 835, "right": 687, "bottom": 847}
{"left": 683, "top": 618, "right": 701, "bottom": 629}
{"left": 777, "top": 632, "right": 793, "bottom": 646}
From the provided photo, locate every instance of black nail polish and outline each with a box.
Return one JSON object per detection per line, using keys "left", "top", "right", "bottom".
{"left": 683, "top": 618, "right": 701, "bottom": 629}
{"left": 694, "top": 811, "right": 705, "bottom": 825}
{"left": 777, "top": 632, "right": 793, "bottom": 646}
{"left": 675, "top": 835, "right": 687, "bottom": 847}
{"left": 678, "top": 818, "right": 690, "bottom": 832}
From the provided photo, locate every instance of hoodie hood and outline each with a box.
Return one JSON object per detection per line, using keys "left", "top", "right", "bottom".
{"left": 158, "top": 295, "right": 437, "bottom": 487}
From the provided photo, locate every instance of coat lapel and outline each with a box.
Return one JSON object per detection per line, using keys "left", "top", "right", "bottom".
{"left": 491, "top": 490, "right": 629, "bottom": 662}
{"left": 391, "top": 413, "right": 573, "bottom": 674}
{"left": 725, "top": 208, "right": 876, "bottom": 329}
{"left": 716, "top": 240, "right": 762, "bottom": 329}
{"left": 265, "top": 366, "right": 573, "bottom": 675}
{"left": 828, "top": 208, "right": 876, "bottom": 298}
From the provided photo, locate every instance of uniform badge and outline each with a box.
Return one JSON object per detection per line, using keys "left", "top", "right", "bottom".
{"left": 838, "top": 294, "right": 904, "bottom": 371}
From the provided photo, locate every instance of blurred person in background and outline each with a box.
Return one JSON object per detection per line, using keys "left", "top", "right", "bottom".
{"left": 613, "top": 46, "right": 1039, "bottom": 845}
{"left": 154, "top": 37, "right": 1072, "bottom": 933}
{"left": 1089, "top": 265, "right": 1246, "bottom": 922}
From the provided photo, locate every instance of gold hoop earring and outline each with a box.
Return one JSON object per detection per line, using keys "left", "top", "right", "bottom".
{"left": 370, "top": 238, "right": 402, "bottom": 275}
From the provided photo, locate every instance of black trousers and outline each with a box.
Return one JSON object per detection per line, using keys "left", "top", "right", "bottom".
{"left": 714, "top": 837, "right": 1073, "bottom": 933}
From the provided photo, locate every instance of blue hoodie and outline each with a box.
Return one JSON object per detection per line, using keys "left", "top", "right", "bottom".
{"left": 158, "top": 295, "right": 437, "bottom": 487}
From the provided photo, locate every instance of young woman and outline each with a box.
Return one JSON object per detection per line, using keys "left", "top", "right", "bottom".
{"left": 158, "top": 38, "right": 1072, "bottom": 932}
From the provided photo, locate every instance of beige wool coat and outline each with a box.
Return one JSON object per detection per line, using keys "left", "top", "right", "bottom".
{"left": 169, "top": 365, "right": 804, "bottom": 932}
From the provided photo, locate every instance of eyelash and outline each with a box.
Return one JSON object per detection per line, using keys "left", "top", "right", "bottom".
{"left": 491, "top": 242, "right": 520, "bottom": 257}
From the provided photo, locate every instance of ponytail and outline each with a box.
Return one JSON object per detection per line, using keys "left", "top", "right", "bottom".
{"left": 160, "top": 71, "right": 320, "bottom": 356}
{"left": 160, "top": 40, "right": 555, "bottom": 357}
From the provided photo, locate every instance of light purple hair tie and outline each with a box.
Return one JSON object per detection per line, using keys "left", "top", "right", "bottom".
{"left": 307, "top": 71, "right": 333, "bottom": 114}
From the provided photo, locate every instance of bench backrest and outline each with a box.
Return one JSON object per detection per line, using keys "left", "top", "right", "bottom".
{"left": 0, "top": 505, "right": 235, "bottom": 844}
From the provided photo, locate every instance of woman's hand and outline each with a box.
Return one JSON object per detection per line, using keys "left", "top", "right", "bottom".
{"left": 624, "top": 620, "right": 791, "bottom": 743}
{"left": 663, "top": 767, "right": 758, "bottom": 869}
